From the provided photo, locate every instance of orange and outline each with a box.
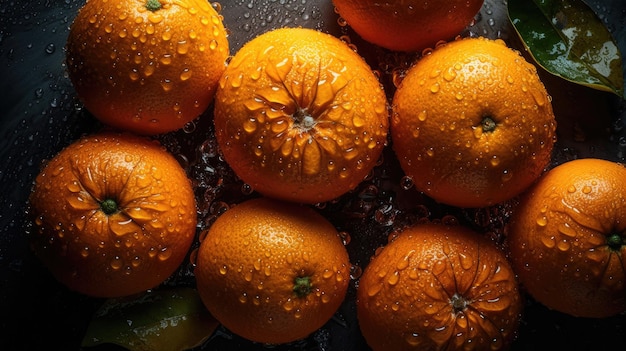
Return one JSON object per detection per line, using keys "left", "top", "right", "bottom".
{"left": 506, "top": 158, "right": 626, "bottom": 318}
{"left": 194, "top": 197, "right": 351, "bottom": 344}
{"left": 357, "top": 223, "right": 523, "bottom": 350}
{"left": 332, "top": 0, "right": 484, "bottom": 52}
{"left": 213, "top": 27, "right": 389, "bottom": 205}
{"left": 28, "top": 132, "right": 197, "bottom": 298}
{"left": 391, "top": 37, "right": 557, "bottom": 208}
{"left": 65, "top": 0, "right": 229, "bottom": 135}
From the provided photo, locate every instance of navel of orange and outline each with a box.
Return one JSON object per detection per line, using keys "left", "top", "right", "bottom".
{"left": 194, "top": 197, "right": 352, "bottom": 344}
{"left": 333, "top": 0, "right": 484, "bottom": 52}
{"left": 507, "top": 158, "right": 626, "bottom": 318}
{"left": 391, "top": 37, "right": 557, "bottom": 208}
{"left": 213, "top": 27, "right": 389, "bottom": 204}
{"left": 28, "top": 132, "right": 197, "bottom": 298}
{"left": 66, "top": 0, "right": 230, "bottom": 135}
{"left": 357, "top": 222, "right": 522, "bottom": 350}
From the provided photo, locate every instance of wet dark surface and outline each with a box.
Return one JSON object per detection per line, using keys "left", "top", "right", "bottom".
{"left": 1, "top": 0, "right": 626, "bottom": 350}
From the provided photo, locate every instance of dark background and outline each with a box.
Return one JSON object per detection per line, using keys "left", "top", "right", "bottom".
{"left": 1, "top": 0, "right": 625, "bottom": 350}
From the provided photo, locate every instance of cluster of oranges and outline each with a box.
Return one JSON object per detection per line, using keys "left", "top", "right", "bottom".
{"left": 26, "top": 0, "right": 625, "bottom": 350}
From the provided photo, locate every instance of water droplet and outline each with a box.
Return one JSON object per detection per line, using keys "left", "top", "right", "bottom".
{"left": 432, "top": 260, "right": 446, "bottom": 275}
{"left": 321, "top": 292, "right": 331, "bottom": 304}
{"left": 283, "top": 298, "right": 294, "bottom": 311}
{"left": 367, "top": 282, "right": 383, "bottom": 297}
{"left": 531, "top": 87, "right": 547, "bottom": 107}
{"left": 490, "top": 155, "right": 500, "bottom": 166}
{"left": 429, "top": 69, "right": 441, "bottom": 78}
{"left": 131, "top": 27, "right": 142, "bottom": 38}
{"left": 161, "top": 79, "right": 173, "bottom": 91}
{"left": 177, "top": 40, "right": 189, "bottom": 54}
{"left": 501, "top": 169, "right": 513, "bottom": 182}
{"left": 429, "top": 83, "right": 440, "bottom": 93}
{"left": 350, "top": 265, "right": 362, "bottom": 280}
{"left": 394, "top": 256, "right": 409, "bottom": 272}
{"left": 400, "top": 176, "right": 414, "bottom": 190}
{"left": 418, "top": 110, "right": 427, "bottom": 121}
{"left": 180, "top": 68, "right": 192, "bottom": 81}
{"left": 557, "top": 238, "right": 571, "bottom": 251}
{"left": 129, "top": 69, "right": 140, "bottom": 81}
{"left": 338, "top": 231, "right": 351, "bottom": 245}
{"left": 187, "top": 6, "right": 199, "bottom": 15}
{"left": 131, "top": 256, "right": 142, "bottom": 268}
{"left": 406, "top": 333, "right": 421, "bottom": 347}
{"left": 339, "top": 167, "right": 350, "bottom": 179}
{"left": 387, "top": 271, "right": 400, "bottom": 286}
{"left": 183, "top": 120, "right": 196, "bottom": 133}
{"left": 110, "top": 256, "right": 123, "bottom": 270}
{"left": 541, "top": 234, "right": 556, "bottom": 248}
{"left": 143, "top": 62, "right": 155, "bottom": 77}
{"left": 459, "top": 252, "right": 474, "bottom": 270}
{"left": 219, "top": 264, "right": 228, "bottom": 275}
{"left": 66, "top": 194, "right": 95, "bottom": 211}
{"left": 536, "top": 216, "right": 548, "bottom": 227}
{"left": 44, "top": 43, "right": 55, "bottom": 54}
{"left": 209, "top": 39, "right": 218, "bottom": 50}
{"left": 34, "top": 87, "right": 44, "bottom": 99}
{"left": 230, "top": 72, "right": 244, "bottom": 88}
{"left": 443, "top": 68, "right": 456, "bottom": 81}
{"left": 253, "top": 258, "right": 262, "bottom": 271}
{"left": 157, "top": 247, "right": 172, "bottom": 261}
{"left": 241, "top": 183, "right": 254, "bottom": 195}
{"left": 244, "top": 270, "right": 253, "bottom": 282}
{"left": 148, "top": 12, "right": 163, "bottom": 24}
{"left": 189, "top": 247, "right": 199, "bottom": 266}
{"left": 558, "top": 222, "right": 577, "bottom": 238}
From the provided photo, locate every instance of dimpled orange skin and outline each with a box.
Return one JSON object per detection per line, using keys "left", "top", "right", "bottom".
{"left": 28, "top": 132, "right": 197, "bottom": 298}
{"left": 213, "top": 27, "right": 389, "bottom": 204}
{"left": 65, "top": 0, "right": 229, "bottom": 135}
{"left": 332, "top": 0, "right": 484, "bottom": 52}
{"left": 194, "top": 197, "right": 352, "bottom": 344}
{"left": 391, "top": 37, "right": 557, "bottom": 208}
{"left": 507, "top": 158, "right": 626, "bottom": 318}
{"left": 357, "top": 223, "right": 523, "bottom": 350}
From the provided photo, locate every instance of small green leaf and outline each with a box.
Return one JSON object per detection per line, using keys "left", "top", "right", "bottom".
{"left": 82, "top": 288, "right": 219, "bottom": 351}
{"left": 508, "top": 0, "right": 624, "bottom": 99}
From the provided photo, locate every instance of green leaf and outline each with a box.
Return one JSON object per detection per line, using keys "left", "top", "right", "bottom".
{"left": 82, "top": 287, "right": 219, "bottom": 351}
{"left": 508, "top": 0, "right": 624, "bottom": 99}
